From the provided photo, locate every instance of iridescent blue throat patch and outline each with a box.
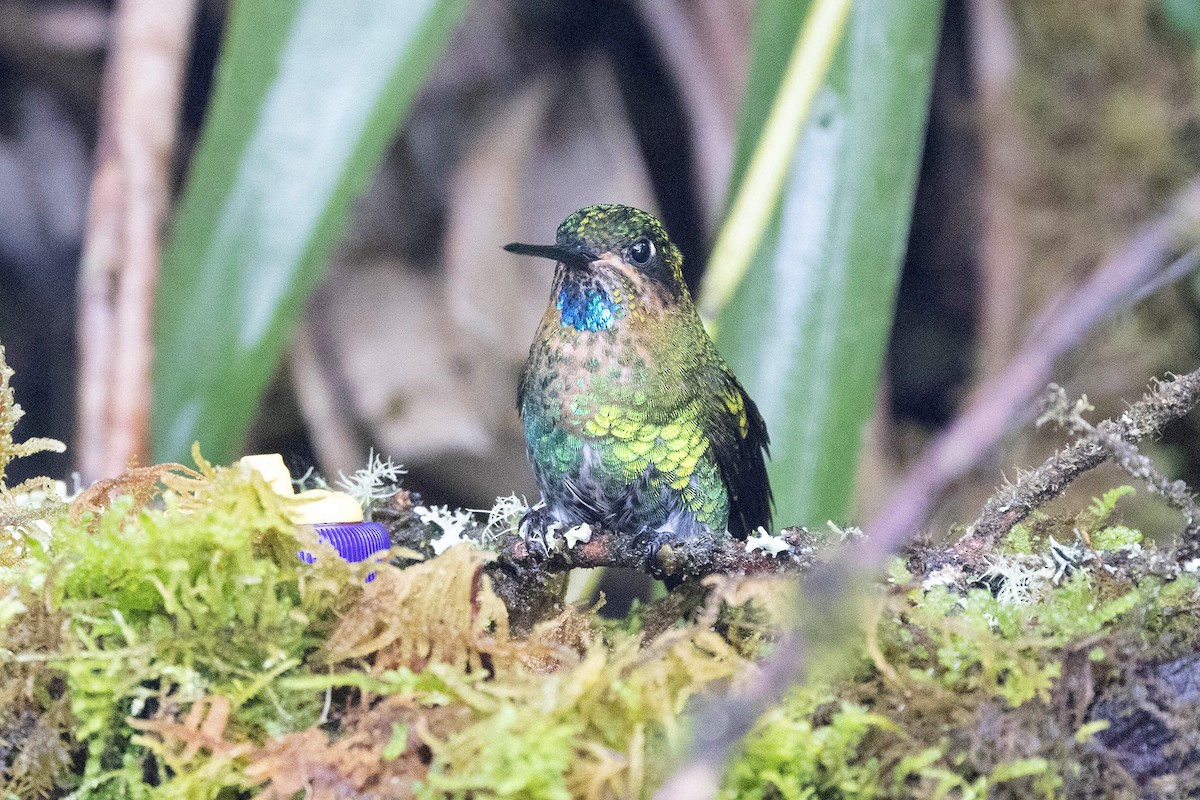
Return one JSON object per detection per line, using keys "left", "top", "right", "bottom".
{"left": 557, "top": 284, "right": 620, "bottom": 331}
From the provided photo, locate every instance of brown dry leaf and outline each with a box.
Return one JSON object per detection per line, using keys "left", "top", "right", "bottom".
{"left": 322, "top": 543, "right": 509, "bottom": 672}
{"left": 130, "top": 695, "right": 253, "bottom": 774}
{"left": 246, "top": 727, "right": 404, "bottom": 800}
{"left": 516, "top": 604, "right": 600, "bottom": 673}
{"left": 69, "top": 462, "right": 202, "bottom": 523}
{"left": 248, "top": 703, "right": 470, "bottom": 800}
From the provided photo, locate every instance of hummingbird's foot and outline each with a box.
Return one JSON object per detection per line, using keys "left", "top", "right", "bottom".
{"left": 633, "top": 527, "right": 686, "bottom": 576}
{"left": 517, "top": 505, "right": 561, "bottom": 557}
{"left": 637, "top": 519, "right": 722, "bottom": 581}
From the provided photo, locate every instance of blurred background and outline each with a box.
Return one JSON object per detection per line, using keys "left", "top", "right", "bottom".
{"left": 2, "top": 0, "right": 1200, "bottom": 539}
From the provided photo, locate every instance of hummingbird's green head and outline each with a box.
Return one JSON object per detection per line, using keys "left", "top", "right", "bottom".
{"left": 505, "top": 204, "right": 689, "bottom": 332}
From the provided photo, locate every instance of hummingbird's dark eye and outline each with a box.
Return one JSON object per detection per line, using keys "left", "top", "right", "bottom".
{"left": 629, "top": 238, "right": 654, "bottom": 265}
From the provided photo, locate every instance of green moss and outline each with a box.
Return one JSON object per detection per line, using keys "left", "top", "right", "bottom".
{"left": 1, "top": 458, "right": 363, "bottom": 794}
{"left": 9, "top": 458, "right": 1199, "bottom": 799}
{"left": 2, "top": 441, "right": 770, "bottom": 798}
{"left": 1085, "top": 486, "right": 1135, "bottom": 525}
{"left": 721, "top": 690, "right": 890, "bottom": 800}
{"left": 898, "top": 572, "right": 1147, "bottom": 705}
{"left": 1, "top": 343, "right": 1196, "bottom": 799}
{"left": 1091, "top": 524, "right": 1142, "bottom": 551}
{"left": 418, "top": 706, "right": 579, "bottom": 800}
{"left": 1002, "top": 523, "right": 1034, "bottom": 554}
{"left": 722, "top": 525, "right": 1200, "bottom": 799}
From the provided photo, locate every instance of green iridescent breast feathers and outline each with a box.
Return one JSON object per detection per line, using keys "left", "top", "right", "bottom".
{"left": 505, "top": 204, "right": 772, "bottom": 553}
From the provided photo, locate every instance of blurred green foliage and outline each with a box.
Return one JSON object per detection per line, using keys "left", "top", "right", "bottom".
{"left": 717, "top": 0, "right": 942, "bottom": 528}
{"left": 153, "top": 0, "right": 467, "bottom": 464}
{"left": 150, "top": 0, "right": 943, "bottom": 531}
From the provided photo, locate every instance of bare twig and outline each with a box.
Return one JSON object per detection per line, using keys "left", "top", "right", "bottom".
{"left": 958, "top": 368, "right": 1200, "bottom": 559}
{"left": 1048, "top": 389, "right": 1200, "bottom": 547}
{"left": 864, "top": 180, "right": 1200, "bottom": 548}
{"left": 76, "top": 0, "right": 197, "bottom": 482}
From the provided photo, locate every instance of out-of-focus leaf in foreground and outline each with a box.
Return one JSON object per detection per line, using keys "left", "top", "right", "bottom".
{"left": 153, "top": 0, "right": 468, "bottom": 463}
{"left": 715, "top": 0, "right": 942, "bottom": 527}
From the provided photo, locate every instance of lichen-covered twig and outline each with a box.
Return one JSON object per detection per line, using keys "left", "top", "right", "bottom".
{"left": 376, "top": 502, "right": 824, "bottom": 629}
{"left": 958, "top": 367, "right": 1200, "bottom": 559}
{"left": 865, "top": 180, "right": 1200, "bottom": 549}
{"left": 1042, "top": 384, "right": 1200, "bottom": 551}
{"left": 377, "top": 500, "right": 823, "bottom": 581}
{"left": 496, "top": 526, "right": 822, "bottom": 579}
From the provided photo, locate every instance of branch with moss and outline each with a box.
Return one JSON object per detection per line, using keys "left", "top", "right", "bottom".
{"left": 375, "top": 498, "right": 825, "bottom": 582}
{"left": 1043, "top": 384, "right": 1200, "bottom": 548}
{"left": 866, "top": 181, "right": 1200, "bottom": 547}
{"left": 376, "top": 500, "right": 826, "bottom": 629}
{"left": 957, "top": 367, "right": 1200, "bottom": 560}
{"left": 497, "top": 526, "right": 822, "bottom": 578}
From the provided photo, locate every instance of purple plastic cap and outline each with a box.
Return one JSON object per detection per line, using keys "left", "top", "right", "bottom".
{"left": 298, "top": 521, "right": 391, "bottom": 582}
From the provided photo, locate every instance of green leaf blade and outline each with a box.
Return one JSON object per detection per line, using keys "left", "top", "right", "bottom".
{"left": 153, "top": 0, "right": 469, "bottom": 463}
{"left": 716, "top": 0, "right": 943, "bottom": 527}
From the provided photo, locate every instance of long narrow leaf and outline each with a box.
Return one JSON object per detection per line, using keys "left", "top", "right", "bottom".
{"left": 716, "top": 0, "right": 943, "bottom": 527}
{"left": 698, "top": 0, "right": 850, "bottom": 326}
{"left": 152, "top": 0, "right": 468, "bottom": 463}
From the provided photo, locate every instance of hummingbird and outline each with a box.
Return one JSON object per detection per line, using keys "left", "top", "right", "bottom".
{"left": 504, "top": 204, "right": 772, "bottom": 558}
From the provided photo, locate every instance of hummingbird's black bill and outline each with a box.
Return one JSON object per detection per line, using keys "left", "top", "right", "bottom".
{"left": 503, "top": 241, "right": 596, "bottom": 268}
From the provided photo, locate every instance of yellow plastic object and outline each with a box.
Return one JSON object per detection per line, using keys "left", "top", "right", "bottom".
{"left": 239, "top": 454, "right": 364, "bottom": 524}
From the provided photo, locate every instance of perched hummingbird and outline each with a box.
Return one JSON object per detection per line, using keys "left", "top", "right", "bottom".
{"left": 505, "top": 204, "right": 772, "bottom": 556}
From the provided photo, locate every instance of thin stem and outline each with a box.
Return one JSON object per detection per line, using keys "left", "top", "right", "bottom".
{"left": 76, "top": 0, "right": 198, "bottom": 482}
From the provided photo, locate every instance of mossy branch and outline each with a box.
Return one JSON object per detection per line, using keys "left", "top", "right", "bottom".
{"left": 495, "top": 526, "right": 822, "bottom": 579}
{"left": 375, "top": 502, "right": 824, "bottom": 584}
{"left": 376, "top": 502, "right": 825, "bottom": 630}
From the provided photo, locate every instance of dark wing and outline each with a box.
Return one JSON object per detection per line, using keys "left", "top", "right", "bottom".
{"left": 516, "top": 366, "right": 528, "bottom": 413}
{"left": 706, "top": 374, "right": 772, "bottom": 537}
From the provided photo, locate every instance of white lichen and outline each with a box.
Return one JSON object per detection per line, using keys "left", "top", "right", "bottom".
{"left": 827, "top": 521, "right": 865, "bottom": 541}
{"left": 477, "top": 494, "right": 531, "bottom": 543}
{"left": 977, "top": 534, "right": 1100, "bottom": 607}
{"left": 521, "top": 517, "right": 566, "bottom": 552}
{"left": 978, "top": 557, "right": 1047, "bottom": 606}
{"left": 745, "top": 526, "right": 789, "bottom": 556}
{"left": 413, "top": 504, "right": 476, "bottom": 555}
{"left": 11, "top": 478, "right": 69, "bottom": 509}
{"left": 921, "top": 564, "right": 964, "bottom": 591}
{"left": 563, "top": 523, "right": 592, "bottom": 548}
{"left": 291, "top": 465, "right": 331, "bottom": 493}
{"left": 335, "top": 450, "right": 406, "bottom": 519}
